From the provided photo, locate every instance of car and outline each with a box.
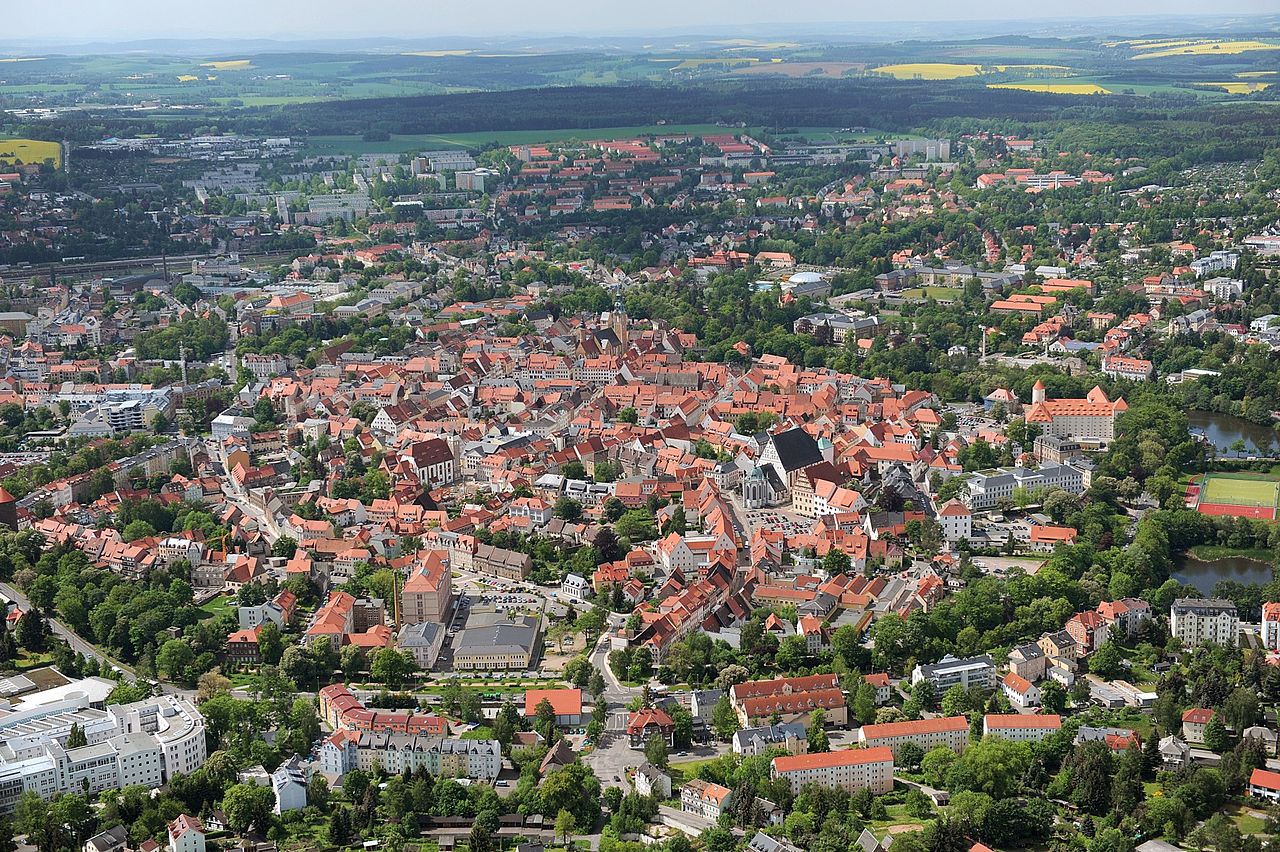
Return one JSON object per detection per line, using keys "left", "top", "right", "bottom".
{"left": 613, "top": 775, "right": 621, "bottom": 782}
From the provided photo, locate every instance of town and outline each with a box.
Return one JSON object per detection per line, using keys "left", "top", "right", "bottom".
{"left": 3, "top": 12, "right": 1280, "bottom": 852}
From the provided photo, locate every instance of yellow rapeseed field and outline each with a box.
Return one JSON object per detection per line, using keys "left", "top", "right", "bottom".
{"left": 0, "top": 138, "right": 61, "bottom": 167}
{"left": 872, "top": 63, "right": 982, "bottom": 79}
{"left": 1132, "top": 40, "right": 1280, "bottom": 59}
{"left": 988, "top": 82, "right": 1111, "bottom": 94}
{"left": 1193, "top": 81, "right": 1272, "bottom": 94}
{"left": 202, "top": 59, "right": 253, "bottom": 70}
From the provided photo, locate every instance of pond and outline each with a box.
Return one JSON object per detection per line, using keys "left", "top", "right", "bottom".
{"left": 1172, "top": 553, "right": 1274, "bottom": 594}
{"left": 1188, "top": 411, "right": 1280, "bottom": 457}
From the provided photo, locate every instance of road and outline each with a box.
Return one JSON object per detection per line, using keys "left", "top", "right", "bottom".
{"left": 0, "top": 580, "right": 138, "bottom": 682}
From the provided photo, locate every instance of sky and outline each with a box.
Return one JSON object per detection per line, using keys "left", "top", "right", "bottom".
{"left": 7, "top": 0, "right": 1278, "bottom": 42}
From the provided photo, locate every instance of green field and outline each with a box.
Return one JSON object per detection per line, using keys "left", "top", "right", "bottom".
{"left": 902, "top": 287, "right": 962, "bottom": 301}
{"left": 303, "top": 124, "right": 762, "bottom": 155}
{"left": 1200, "top": 473, "right": 1280, "bottom": 507}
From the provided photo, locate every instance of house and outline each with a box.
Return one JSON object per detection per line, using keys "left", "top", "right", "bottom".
{"left": 1249, "top": 768, "right": 1280, "bottom": 802}
{"left": 746, "top": 832, "right": 804, "bottom": 852}
{"left": 1008, "top": 642, "right": 1047, "bottom": 682}
{"left": 911, "top": 654, "right": 995, "bottom": 691}
{"left": 1064, "top": 610, "right": 1109, "bottom": 654}
{"left": 863, "top": 673, "right": 892, "bottom": 705}
{"left": 560, "top": 573, "right": 591, "bottom": 602}
{"left": 524, "top": 688, "right": 583, "bottom": 727}
{"left": 1159, "top": 735, "right": 1191, "bottom": 768}
{"left": 936, "top": 500, "right": 972, "bottom": 544}
{"left": 770, "top": 746, "right": 895, "bottom": 794}
{"left": 1264, "top": 602, "right": 1280, "bottom": 650}
{"left": 1181, "top": 708, "right": 1214, "bottom": 744}
{"left": 1001, "top": 672, "right": 1040, "bottom": 708}
{"left": 634, "top": 762, "right": 672, "bottom": 798}
{"left": 732, "top": 723, "right": 808, "bottom": 756}
{"left": 627, "top": 707, "right": 675, "bottom": 748}
{"left": 1170, "top": 598, "right": 1238, "bottom": 647}
{"left": 1075, "top": 726, "right": 1141, "bottom": 753}
{"left": 982, "top": 714, "right": 1061, "bottom": 742}
{"left": 85, "top": 826, "right": 129, "bottom": 852}
{"left": 1096, "top": 599, "right": 1152, "bottom": 639}
{"left": 681, "top": 779, "right": 733, "bottom": 820}
{"left": 272, "top": 756, "right": 308, "bottom": 814}
{"left": 1243, "top": 726, "right": 1280, "bottom": 756}
{"left": 167, "top": 816, "right": 205, "bottom": 852}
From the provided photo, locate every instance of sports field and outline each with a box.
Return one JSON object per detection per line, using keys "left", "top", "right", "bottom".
{"left": 1191, "top": 473, "right": 1280, "bottom": 520}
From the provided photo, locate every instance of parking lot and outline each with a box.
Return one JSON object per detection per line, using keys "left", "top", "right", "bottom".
{"left": 745, "top": 508, "right": 811, "bottom": 538}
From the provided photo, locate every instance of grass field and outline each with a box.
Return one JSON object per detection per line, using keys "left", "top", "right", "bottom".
{"left": 0, "top": 138, "right": 61, "bottom": 167}
{"left": 902, "top": 286, "right": 962, "bottom": 301}
{"left": 1200, "top": 473, "right": 1280, "bottom": 507}
{"left": 1132, "top": 39, "right": 1280, "bottom": 59}
{"left": 202, "top": 60, "right": 253, "bottom": 71}
{"left": 871, "top": 63, "right": 982, "bottom": 80}
{"left": 989, "top": 81, "right": 1111, "bottom": 94}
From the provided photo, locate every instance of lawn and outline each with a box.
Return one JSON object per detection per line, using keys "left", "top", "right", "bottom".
{"left": 668, "top": 757, "right": 718, "bottom": 785}
{"left": 1224, "top": 803, "right": 1268, "bottom": 835}
{"left": 1187, "top": 544, "right": 1274, "bottom": 563}
{"left": 0, "top": 138, "right": 61, "bottom": 167}
{"left": 902, "top": 287, "right": 962, "bottom": 301}
{"left": 1200, "top": 473, "right": 1280, "bottom": 508}
{"left": 198, "top": 594, "right": 235, "bottom": 620}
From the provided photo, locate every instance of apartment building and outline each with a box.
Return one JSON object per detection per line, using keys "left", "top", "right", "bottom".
{"left": 1170, "top": 598, "right": 1239, "bottom": 647}
{"left": 400, "top": 550, "right": 452, "bottom": 625}
{"left": 729, "top": 674, "right": 848, "bottom": 728}
{"left": 910, "top": 654, "right": 995, "bottom": 691}
{"left": 857, "top": 716, "right": 970, "bottom": 757}
{"left": 771, "top": 746, "right": 894, "bottom": 794}
{"left": 982, "top": 714, "right": 1062, "bottom": 743}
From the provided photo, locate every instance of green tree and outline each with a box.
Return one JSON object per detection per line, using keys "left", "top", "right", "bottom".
{"left": 156, "top": 639, "right": 194, "bottom": 682}
{"left": 555, "top": 809, "right": 577, "bottom": 845}
{"left": 852, "top": 679, "right": 877, "bottom": 725}
{"left": 370, "top": 648, "right": 416, "bottom": 688}
{"left": 223, "top": 782, "right": 275, "bottom": 833}
{"left": 711, "top": 695, "right": 738, "bottom": 741}
{"left": 645, "top": 733, "right": 669, "bottom": 769}
{"left": 1204, "top": 715, "right": 1229, "bottom": 752}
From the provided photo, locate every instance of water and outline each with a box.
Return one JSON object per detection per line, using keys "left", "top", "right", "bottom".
{"left": 1173, "top": 554, "right": 1273, "bottom": 594}
{"left": 1188, "top": 411, "right": 1280, "bottom": 457}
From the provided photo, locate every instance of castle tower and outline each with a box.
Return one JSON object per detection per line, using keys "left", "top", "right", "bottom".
{"left": 0, "top": 486, "right": 17, "bottom": 531}
{"left": 1031, "top": 379, "right": 1047, "bottom": 405}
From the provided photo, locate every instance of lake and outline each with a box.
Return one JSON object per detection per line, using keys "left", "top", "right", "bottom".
{"left": 1188, "top": 411, "right": 1280, "bottom": 456}
{"left": 1173, "top": 553, "right": 1274, "bottom": 594}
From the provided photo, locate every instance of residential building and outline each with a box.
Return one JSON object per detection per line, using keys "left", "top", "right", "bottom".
{"left": 911, "top": 654, "right": 995, "bottom": 691}
{"left": 936, "top": 500, "right": 972, "bottom": 543}
{"left": 627, "top": 708, "right": 676, "bottom": 748}
{"left": 271, "top": 757, "right": 308, "bottom": 814}
{"left": 1170, "top": 599, "right": 1239, "bottom": 647}
{"left": 397, "top": 622, "right": 445, "bottom": 670}
{"left": 681, "top": 779, "right": 733, "bottom": 820}
{"left": 634, "top": 762, "right": 672, "bottom": 798}
{"left": 857, "top": 716, "right": 969, "bottom": 757}
{"left": 167, "top": 816, "right": 205, "bottom": 852}
{"left": 1263, "top": 602, "right": 1280, "bottom": 651}
{"left": 770, "top": 746, "right": 894, "bottom": 794}
{"left": 1249, "top": 768, "right": 1280, "bottom": 802}
{"left": 732, "top": 723, "right": 808, "bottom": 756}
{"left": 1181, "top": 708, "right": 1214, "bottom": 744}
{"left": 982, "top": 714, "right": 1061, "bottom": 742}
{"left": 400, "top": 551, "right": 452, "bottom": 626}
{"left": 1001, "top": 672, "right": 1039, "bottom": 708}
{"left": 729, "top": 674, "right": 848, "bottom": 728}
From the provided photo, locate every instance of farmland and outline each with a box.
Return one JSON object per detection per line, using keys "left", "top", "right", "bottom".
{"left": 302, "top": 124, "right": 763, "bottom": 155}
{"left": 989, "top": 81, "right": 1111, "bottom": 95}
{"left": 1193, "top": 82, "right": 1272, "bottom": 94}
{"left": 871, "top": 63, "right": 982, "bottom": 80}
{"left": 1130, "top": 39, "right": 1280, "bottom": 59}
{"left": 0, "top": 138, "right": 61, "bottom": 167}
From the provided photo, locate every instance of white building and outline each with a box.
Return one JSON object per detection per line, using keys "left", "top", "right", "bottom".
{"left": 272, "top": 757, "right": 308, "bottom": 814}
{"left": 936, "top": 499, "right": 972, "bottom": 543}
{"left": 1170, "top": 598, "right": 1239, "bottom": 647}
{"left": 911, "top": 654, "right": 995, "bottom": 691}
{"left": 560, "top": 573, "right": 591, "bottom": 602}
{"left": 771, "top": 747, "right": 894, "bottom": 794}
{"left": 982, "top": 714, "right": 1061, "bottom": 743}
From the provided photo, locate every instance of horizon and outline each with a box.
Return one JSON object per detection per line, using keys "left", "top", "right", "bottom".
{"left": 7, "top": 2, "right": 1279, "bottom": 45}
